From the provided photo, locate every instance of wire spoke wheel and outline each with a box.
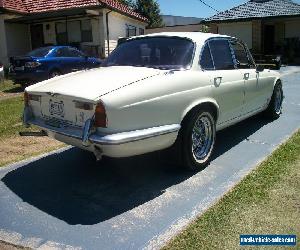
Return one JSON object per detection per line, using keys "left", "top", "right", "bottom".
{"left": 192, "top": 115, "right": 214, "bottom": 163}
{"left": 274, "top": 85, "right": 283, "bottom": 114}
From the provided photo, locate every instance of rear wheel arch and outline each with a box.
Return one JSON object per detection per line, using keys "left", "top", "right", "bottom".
{"left": 181, "top": 101, "right": 219, "bottom": 126}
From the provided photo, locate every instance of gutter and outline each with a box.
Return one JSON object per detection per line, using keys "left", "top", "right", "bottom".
{"left": 201, "top": 14, "right": 300, "bottom": 24}
{"left": 105, "top": 10, "right": 112, "bottom": 56}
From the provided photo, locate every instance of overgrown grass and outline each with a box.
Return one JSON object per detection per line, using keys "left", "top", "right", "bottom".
{"left": 0, "top": 79, "right": 22, "bottom": 93}
{"left": 0, "top": 96, "right": 65, "bottom": 167}
{"left": 164, "top": 130, "right": 300, "bottom": 250}
{"left": 0, "top": 96, "right": 25, "bottom": 137}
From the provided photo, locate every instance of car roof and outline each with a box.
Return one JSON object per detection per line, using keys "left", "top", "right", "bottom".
{"left": 130, "top": 32, "right": 231, "bottom": 45}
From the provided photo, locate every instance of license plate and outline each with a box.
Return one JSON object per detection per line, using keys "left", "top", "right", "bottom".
{"left": 49, "top": 100, "right": 65, "bottom": 117}
{"left": 14, "top": 66, "right": 24, "bottom": 71}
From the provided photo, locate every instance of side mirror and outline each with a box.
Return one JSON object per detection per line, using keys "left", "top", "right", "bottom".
{"left": 256, "top": 64, "right": 264, "bottom": 72}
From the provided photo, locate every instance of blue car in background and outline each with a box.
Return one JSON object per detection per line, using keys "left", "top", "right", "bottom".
{"left": 9, "top": 46, "right": 102, "bottom": 86}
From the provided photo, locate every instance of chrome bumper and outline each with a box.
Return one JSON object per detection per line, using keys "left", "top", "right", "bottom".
{"left": 23, "top": 107, "right": 180, "bottom": 147}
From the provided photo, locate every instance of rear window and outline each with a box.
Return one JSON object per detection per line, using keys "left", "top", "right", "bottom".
{"left": 103, "top": 37, "right": 195, "bottom": 70}
{"left": 27, "top": 47, "right": 53, "bottom": 57}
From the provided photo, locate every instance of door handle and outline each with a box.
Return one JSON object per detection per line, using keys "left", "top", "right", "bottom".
{"left": 244, "top": 73, "right": 250, "bottom": 80}
{"left": 214, "top": 77, "right": 222, "bottom": 87}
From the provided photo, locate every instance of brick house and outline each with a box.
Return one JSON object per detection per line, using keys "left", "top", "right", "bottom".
{"left": 202, "top": 0, "right": 300, "bottom": 62}
{"left": 0, "top": 0, "right": 148, "bottom": 66}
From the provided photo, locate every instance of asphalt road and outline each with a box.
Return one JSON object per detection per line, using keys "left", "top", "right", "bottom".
{"left": 0, "top": 69, "right": 300, "bottom": 250}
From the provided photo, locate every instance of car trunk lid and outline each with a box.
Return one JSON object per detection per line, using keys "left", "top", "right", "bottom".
{"left": 26, "top": 66, "right": 162, "bottom": 127}
{"left": 26, "top": 66, "right": 162, "bottom": 101}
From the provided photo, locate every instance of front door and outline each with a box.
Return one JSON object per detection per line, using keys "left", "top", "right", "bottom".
{"left": 30, "top": 24, "right": 44, "bottom": 49}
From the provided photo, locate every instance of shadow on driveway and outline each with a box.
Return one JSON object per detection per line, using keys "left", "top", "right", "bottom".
{"left": 1, "top": 115, "right": 271, "bottom": 225}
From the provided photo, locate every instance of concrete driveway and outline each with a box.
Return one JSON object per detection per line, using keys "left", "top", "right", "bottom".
{"left": 0, "top": 69, "right": 300, "bottom": 250}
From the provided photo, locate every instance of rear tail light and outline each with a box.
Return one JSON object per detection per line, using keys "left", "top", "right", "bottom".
{"left": 94, "top": 102, "right": 107, "bottom": 128}
{"left": 25, "top": 61, "right": 41, "bottom": 68}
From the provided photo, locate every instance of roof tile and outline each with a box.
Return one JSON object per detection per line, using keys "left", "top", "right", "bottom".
{"left": 0, "top": 0, "right": 147, "bottom": 22}
{"left": 203, "top": 0, "right": 300, "bottom": 23}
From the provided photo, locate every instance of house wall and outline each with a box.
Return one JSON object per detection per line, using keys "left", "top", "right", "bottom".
{"left": 285, "top": 20, "right": 300, "bottom": 38}
{"left": 145, "top": 24, "right": 204, "bottom": 34}
{"left": 252, "top": 20, "right": 262, "bottom": 53}
{"left": 105, "top": 10, "right": 147, "bottom": 56}
{"left": 218, "top": 22, "right": 253, "bottom": 49}
{"left": 0, "top": 18, "right": 8, "bottom": 65}
{"left": 5, "top": 23, "right": 31, "bottom": 58}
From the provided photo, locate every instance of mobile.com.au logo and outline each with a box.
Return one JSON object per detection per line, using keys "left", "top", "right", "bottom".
{"left": 240, "top": 235, "right": 297, "bottom": 246}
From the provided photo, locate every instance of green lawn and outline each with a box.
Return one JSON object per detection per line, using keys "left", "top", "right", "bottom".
{"left": 0, "top": 79, "right": 22, "bottom": 93}
{"left": 0, "top": 96, "right": 25, "bottom": 137}
{"left": 0, "top": 96, "right": 65, "bottom": 167}
{"left": 164, "top": 130, "right": 300, "bottom": 250}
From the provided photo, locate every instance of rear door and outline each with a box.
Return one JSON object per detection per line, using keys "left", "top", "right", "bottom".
{"left": 201, "top": 39, "right": 245, "bottom": 124}
{"left": 230, "top": 40, "right": 259, "bottom": 114}
{"left": 230, "top": 40, "right": 272, "bottom": 114}
{"left": 54, "top": 47, "right": 77, "bottom": 74}
{"left": 67, "top": 48, "right": 87, "bottom": 70}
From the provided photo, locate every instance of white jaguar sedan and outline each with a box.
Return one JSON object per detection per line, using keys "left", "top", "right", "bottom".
{"left": 23, "top": 32, "right": 283, "bottom": 170}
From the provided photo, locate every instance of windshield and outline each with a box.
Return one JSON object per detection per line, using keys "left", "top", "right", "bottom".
{"left": 27, "top": 47, "right": 53, "bottom": 57}
{"left": 103, "top": 37, "right": 195, "bottom": 70}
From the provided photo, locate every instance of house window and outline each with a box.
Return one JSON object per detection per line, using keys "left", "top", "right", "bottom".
{"left": 55, "top": 19, "right": 93, "bottom": 45}
{"left": 67, "top": 21, "right": 81, "bottom": 43}
{"left": 81, "top": 19, "right": 93, "bottom": 42}
{"left": 139, "top": 28, "right": 145, "bottom": 35}
{"left": 56, "top": 22, "right": 67, "bottom": 45}
{"left": 126, "top": 25, "right": 136, "bottom": 37}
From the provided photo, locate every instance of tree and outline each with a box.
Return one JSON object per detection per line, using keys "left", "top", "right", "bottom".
{"left": 117, "top": 0, "right": 135, "bottom": 8}
{"left": 134, "top": 0, "right": 164, "bottom": 28}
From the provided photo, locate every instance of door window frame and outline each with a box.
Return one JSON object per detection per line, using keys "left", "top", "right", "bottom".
{"left": 199, "top": 37, "right": 237, "bottom": 71}
{"left": 229, "top": 38, "right": 256, "bottom": 69}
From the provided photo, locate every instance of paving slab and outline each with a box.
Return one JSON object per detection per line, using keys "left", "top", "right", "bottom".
{"left": 0, "top": 70, "right": 300, "bottom": 250}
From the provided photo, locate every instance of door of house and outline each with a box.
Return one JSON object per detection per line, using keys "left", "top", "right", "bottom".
{"left": 30, "top": 24, "right": 44, "bottom": 49}
{"left": 264, "top": 25, "right": 275, "bottom": 54}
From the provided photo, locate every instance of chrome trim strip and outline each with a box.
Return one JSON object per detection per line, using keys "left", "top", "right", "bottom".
{"left": 89, "top": 124, "right": 181, "bottom": 145}
{"left": 28, "top": 118, "right": 181, "bottom": 146}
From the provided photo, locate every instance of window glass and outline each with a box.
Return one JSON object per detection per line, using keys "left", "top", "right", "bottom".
{"left": 55, "top": 48, "right": 69, "bottom": 57}
{"left": 67, "top": 21, "right": 81, "bottom": 43}
{"left": 230, "top": 40, "right": 252, "bottom": 69}
{"left": 27, "top": 47, "right": 53, "bottom": 57}
{"left": 68, "top": 48, "right": 85, "bottom": 57}
{"left": 139, "top": 28, "right": 145, "bottom": 35}
{"left": 56, "top": 23, "right": 67, "bottom": 45}
{"left": 81, "top": 20, "right": 93, "bottom": 42}
{"left": 200, "top": 43, "right": 214, "bottom": 70}
{"left": 103, "top": 37, "right": 194, "bottom": 70}
{"left": 126, "top": 25, "right": 136, "bottom": 37}
{"left": 209, "top": 39, "right": 235, "bottom": 70}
